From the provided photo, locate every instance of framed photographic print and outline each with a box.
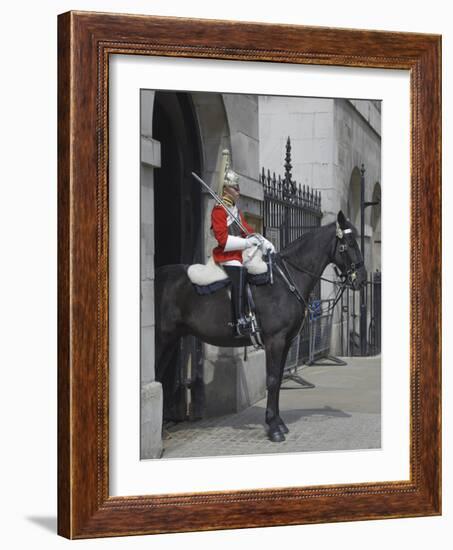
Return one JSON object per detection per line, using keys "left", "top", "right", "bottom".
{"left": 58, "top": 11, "right": 441, "bottom": 538}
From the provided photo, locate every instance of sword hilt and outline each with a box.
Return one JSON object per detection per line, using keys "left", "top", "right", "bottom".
{"left": 268, "top": 252, "right": 274, "bottom": 285}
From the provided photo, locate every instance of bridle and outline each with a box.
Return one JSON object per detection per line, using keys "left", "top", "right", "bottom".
{"left": 272, "top": 223, "right": 364, "bottom": 315}
{"left": 332, "top": 223, "right": 365, "bottom": 288}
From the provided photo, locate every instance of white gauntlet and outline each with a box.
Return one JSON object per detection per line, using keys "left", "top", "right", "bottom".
{"left": 246, "top": 234, "right": 275, "bottom": 253}
{"left": 224, "top": 235, "right": 249, "bottom": 252}
{"left": 245, "top": 234, "right": 263, "bottom": 248}
{"left": 261, "top": 237, "right": 275, "bottom": 253}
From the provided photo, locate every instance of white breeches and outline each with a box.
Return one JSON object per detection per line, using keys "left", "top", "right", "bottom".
{"left": 220, "top": 260, "right": 242, "bottom": 267}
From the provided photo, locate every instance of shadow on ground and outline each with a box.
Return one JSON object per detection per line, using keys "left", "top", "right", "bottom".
{"left": 26, "top": 516, "right": 57, "bottom": 534}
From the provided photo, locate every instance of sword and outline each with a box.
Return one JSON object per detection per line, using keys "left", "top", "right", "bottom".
{"left": 192, "top": 171, "right": 275, "bottom": 284}
{"left": 191, "top": 172, "right": 250, "bottom": 235}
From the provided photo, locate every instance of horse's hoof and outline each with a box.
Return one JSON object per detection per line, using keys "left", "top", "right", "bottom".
{"left": 268, "top": 429, "right": 285, "bottom": 443}
{"left": 278, "top": 423, "right": 289, "bottom": 434}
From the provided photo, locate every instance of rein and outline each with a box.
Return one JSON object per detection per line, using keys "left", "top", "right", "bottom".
{"left": 276, "top": 224, "right": 364, "bottom": 298}
{"left": 261, "top": 223, "right": 364, "bottom": 324}
{"left": 273, "top": 253, "right": 348, "bottom": 315}
{"left": 273, "top": 256, "right": 310, "bottom": 310}
{"left": 279, "top": 254, "right": 343, "bottom": 286}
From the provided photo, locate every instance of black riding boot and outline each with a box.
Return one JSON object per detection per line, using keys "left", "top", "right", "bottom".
{"left": 223, "top": 266, "right": 253, "bottom": 337}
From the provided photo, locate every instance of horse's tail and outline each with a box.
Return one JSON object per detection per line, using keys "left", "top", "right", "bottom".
{"left": 154, "top": 264, "right": 189, "bottom": 335}
{"left": 154, "top": 265, "right": 190, "bottom": 382}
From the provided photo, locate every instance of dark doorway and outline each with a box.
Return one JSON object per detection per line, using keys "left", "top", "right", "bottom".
{"left": 153, "top": 92, "right": 204, "bottom": 421}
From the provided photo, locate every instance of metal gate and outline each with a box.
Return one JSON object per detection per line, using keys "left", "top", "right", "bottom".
{"left": 261, "top": 137, "right": 323, "bottom": 374}
{"left": 340, "top": 270, "right": 381, "bottom": 357}
{"left": 307, "top": 300, "right": 346, "bottom": 365}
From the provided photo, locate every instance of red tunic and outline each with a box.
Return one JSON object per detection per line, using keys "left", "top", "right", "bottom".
{"left": 211, "top": 205, "right": 253, "bottom": 264}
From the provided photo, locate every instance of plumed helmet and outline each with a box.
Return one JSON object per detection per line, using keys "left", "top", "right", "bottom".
{"left": 224, "top": 168, "right": 239, "bottom": 187}
{"left": 217, "top": 148, "right": 239, "bottom": 195}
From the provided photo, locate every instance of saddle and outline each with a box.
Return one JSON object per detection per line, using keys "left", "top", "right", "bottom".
{"left": 186, "top": 248, "right": 270, "bottom": 294}
{"left": 186, "top": 250, "right": 273, "bottom": 349}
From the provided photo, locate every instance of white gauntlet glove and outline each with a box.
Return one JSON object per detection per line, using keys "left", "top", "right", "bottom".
{"left": 245, "top": 234, "right": 263, "bottom": 248}
{"left": 260, "top": 237, "right": 275, "bottom": 254}
{"left": 246, "top": 234, "right": 275, "bottom": 254}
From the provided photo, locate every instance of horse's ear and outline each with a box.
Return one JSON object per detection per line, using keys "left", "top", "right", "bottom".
{"left": 337, "top": 210, "right": 347, "bottom": 229}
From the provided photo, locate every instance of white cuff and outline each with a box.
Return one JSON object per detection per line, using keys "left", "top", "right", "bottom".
{"left": 224, "top": 235, "right": 249, "bottom": 252}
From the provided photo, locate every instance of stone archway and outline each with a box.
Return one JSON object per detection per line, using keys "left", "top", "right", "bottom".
{"left": 191, "top": 92, "right": 231, "bottom": 261}
{"left": 140, "top": 90, "right": 204, "bottom": 458}
{"left": 347, "top": 166, "right": 362, "bottom": 229}
{"left": 370, "top": 182, "right": 381, "bottom": 272}
{"left": 345, "top": 166, "right": 363, "bottom": 354}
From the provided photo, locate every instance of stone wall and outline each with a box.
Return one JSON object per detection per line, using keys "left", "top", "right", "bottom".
{"left": 259, "top": 96, "right": 335, "bottom": 203}
{"left": 140, "top": 90, "right": 163, "bottom": 459}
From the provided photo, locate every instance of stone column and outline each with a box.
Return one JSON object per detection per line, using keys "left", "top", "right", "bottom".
{"left": 203, "top": 94, "right": 266, "bottom": 415}
{"left": 140, "top": 90, "right": 163, "bottom": 459}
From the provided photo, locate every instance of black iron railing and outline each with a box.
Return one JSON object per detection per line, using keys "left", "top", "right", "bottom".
{"left": 261, "top": 137, "right": 323, "bottom": 377}
{"left": 340, "top": 271, "right": 382, "bottom": 357}
{"left": 261, "top": 138, "right": 322, "bottom": 251}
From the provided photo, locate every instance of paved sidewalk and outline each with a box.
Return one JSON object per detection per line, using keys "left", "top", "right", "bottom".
{"left": 162, "top": 356, "right": 381, "bottom": 459}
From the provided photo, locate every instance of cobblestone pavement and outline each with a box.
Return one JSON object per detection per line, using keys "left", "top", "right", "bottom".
{"left": 162, "top": 356, "right": 381, "bottom": 459}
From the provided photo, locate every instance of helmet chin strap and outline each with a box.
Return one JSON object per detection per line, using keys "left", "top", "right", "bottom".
{"left": 222, "top": 193, "right": 235, "bottom": 207}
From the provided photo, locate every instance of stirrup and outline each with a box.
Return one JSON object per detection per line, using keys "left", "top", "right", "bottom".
{"left": 248, "top": 313, "right": 264, "bottom": 349}
{"left": 235, "top": 317, "right": 254, "bottom": 337}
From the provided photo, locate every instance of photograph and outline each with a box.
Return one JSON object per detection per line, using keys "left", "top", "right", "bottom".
{"left": 140, "top": 90, "right": 382, "bottom": 460}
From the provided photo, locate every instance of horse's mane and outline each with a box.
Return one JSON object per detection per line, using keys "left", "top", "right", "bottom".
{"left": 279, "top": 221, "right": 336, "bottom": 258}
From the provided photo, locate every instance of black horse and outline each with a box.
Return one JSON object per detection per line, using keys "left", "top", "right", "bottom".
{"left": 155, "top": 211, "right": 366, "bottom": 442}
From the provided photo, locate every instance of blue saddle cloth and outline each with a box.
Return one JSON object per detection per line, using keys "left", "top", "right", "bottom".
{"left": 192, "top": 269, "right": 270, "bottom": 296}
{"left": 248, "top": 271, "right": 269, "bottom": 286}
{"left": 193, "top": 278, "right": 230, "bottom": 296}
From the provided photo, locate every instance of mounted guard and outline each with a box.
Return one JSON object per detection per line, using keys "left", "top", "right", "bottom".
{"left": 210, "top": 150, "right": 274, "bottom": 338}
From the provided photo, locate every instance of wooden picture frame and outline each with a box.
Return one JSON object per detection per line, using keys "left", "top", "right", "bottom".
{"left": 58, "top": 11, "right": 441, "bottom": 539}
